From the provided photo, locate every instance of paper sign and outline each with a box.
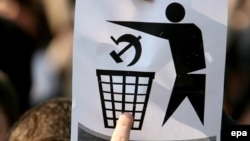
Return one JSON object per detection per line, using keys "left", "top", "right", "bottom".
{"left": 71, "top": 0, "right": 228, "bottom": 140}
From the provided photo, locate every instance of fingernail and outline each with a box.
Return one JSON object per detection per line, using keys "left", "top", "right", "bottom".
{"left": 121, "top": 112, "right": 133, "bottom": 119}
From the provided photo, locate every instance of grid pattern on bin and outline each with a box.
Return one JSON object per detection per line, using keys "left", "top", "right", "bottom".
{"left": 96, "top": 70, "right": 155, "bottom": 130}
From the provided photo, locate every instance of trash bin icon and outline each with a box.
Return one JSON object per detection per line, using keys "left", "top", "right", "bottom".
{"left": 96, "top": 69, "right": 155, "bottom": 130}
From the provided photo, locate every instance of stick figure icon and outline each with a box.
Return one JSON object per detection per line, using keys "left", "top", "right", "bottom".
{"left": 108, "top": 2, "right": 206, "bottom": 126}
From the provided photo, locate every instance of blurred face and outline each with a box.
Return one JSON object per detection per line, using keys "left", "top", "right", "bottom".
{"left": 0, "top": 0, "right": 39, "bottom": 39}
{"left": 241, "top": 0, "right": 250, "bottom": 16}
{"left": 0, "top": 0, "right": 20, "bottom": 20}
{"left": 228, "top": 0, "right": 250, "bottom": 30}
{"left": 228, "top": 0, "right": 237, "bottom": 16}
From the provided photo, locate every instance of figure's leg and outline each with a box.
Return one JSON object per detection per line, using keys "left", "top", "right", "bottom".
{"left": 187, "top": 74, "right": 206, "bottom": 124}
{"left": 162, "top": 74, "right": 184, "bottom": 126}
{"left": 162, "top": 74, "right": 206, "bottom": 126}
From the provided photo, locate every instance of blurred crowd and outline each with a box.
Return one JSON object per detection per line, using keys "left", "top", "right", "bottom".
{"left": 0, "top": 0, "right": 250, "bottom": 140}
{"left": 225, "top": 0, "right": 250, "bottom": 124}
{"left": 0, "top": 0, "right": 74, "bottom": 140}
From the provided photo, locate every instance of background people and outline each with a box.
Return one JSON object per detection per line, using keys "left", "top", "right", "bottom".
{"left": 29, "top": 0, "right": 74, "bottom": 105}
{"left": 224, "top": 0, "right": 250, "bottom": 125}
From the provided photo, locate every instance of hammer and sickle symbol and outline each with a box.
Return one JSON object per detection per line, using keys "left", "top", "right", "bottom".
{"left": 110, "top": 34, "right": 142, "bottom": 66}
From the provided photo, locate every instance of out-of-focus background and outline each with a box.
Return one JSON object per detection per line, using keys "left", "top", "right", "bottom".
{"left": 0, "top": 0, "right": 249, "bottom": 140}
{"left": 225, "top": 0, "right": 250, "bottom": 125}
{"left": 0, "top": 0, "right": 74, "bottom": 140}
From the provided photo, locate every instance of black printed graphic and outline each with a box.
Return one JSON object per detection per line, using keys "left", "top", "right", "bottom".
{"left": 110, "top": 34, "right": 142, "bottom": 66}
{"left": 108, "top": 3, "right": 206, "bottom": 126}
{"left": 96, "top": 69, "right": 155, "bottom": 130}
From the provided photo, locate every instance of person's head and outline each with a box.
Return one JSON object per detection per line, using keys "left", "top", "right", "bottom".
{"left": 166, "top": 2, "right": 185, "bottom": 23}
{"left": 7, "top": 97, "right": 71, "bottom": 141}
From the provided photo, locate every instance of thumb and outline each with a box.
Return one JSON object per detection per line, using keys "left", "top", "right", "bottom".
{"left": 111, "top": 113, "right": 133, "bottom": 141}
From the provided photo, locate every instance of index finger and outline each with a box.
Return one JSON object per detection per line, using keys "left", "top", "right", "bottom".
{"left": 111, "top": 113, "right": 133, "bottom": 141}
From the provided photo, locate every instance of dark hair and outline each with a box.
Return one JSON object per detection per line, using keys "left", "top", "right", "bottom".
{"left": 0, "top": 71, "right": 20, "bottom": 127}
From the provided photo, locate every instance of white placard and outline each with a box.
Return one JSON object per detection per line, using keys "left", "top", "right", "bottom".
{"left": 71, "top": 0, "right": 227, "bottom": 140}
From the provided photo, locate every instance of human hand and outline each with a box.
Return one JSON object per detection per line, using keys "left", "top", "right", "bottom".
{"left": 111, "top": 113, "right": 133, "bottom": 141}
